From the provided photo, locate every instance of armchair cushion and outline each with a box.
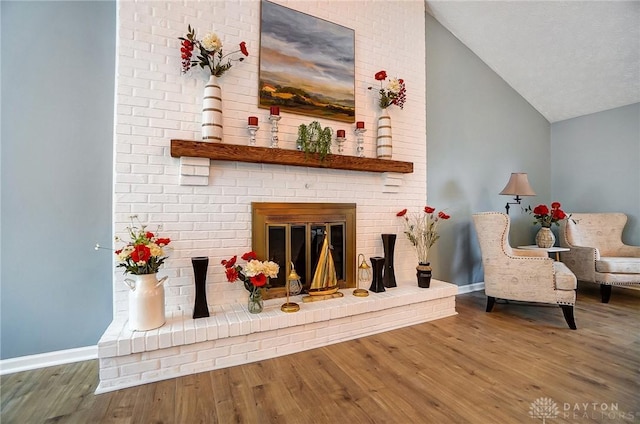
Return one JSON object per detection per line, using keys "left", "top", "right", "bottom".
{"left": 596, "top": 257, "right": 640, "bottom": 274}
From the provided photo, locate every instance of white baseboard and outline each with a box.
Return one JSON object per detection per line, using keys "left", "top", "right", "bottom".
{"left": 457, "top": 282, "right": 485, "bottom": 294}
{"left": 0, "top": 345, "right": 97, "bottom": 376}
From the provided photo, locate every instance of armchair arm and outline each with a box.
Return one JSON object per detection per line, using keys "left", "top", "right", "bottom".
{"left": 560, "top": 245, "right": 597, "bottom": 283}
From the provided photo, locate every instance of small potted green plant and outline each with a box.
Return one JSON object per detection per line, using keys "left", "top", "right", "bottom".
{"left": 297, "top": 121, "right": 332, "bottom": 161}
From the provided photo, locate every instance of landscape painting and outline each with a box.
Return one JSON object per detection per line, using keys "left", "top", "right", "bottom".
{"left": 259, "top": 0, "right": 355, "bottom": 123}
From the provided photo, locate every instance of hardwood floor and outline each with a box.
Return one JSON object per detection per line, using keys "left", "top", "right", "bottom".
{"left": 2, "top": 283, "right": 639, "bottom": 423}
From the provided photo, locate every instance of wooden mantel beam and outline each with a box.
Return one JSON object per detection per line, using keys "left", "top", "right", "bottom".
{"left": 170, "top": 139, "right": 413, "bottom": 174}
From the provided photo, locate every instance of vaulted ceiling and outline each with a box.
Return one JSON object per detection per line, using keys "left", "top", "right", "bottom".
{"left": 425, "top": 1, "right": 640, "bottom": 123}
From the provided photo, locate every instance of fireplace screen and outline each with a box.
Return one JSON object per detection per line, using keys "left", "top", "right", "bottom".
{"left": 252, "top": 203, "right": 356, "bottom": 299}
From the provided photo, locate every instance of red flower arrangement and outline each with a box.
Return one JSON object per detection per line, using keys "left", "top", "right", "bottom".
{"left": 525, "top": 202, "right": 569, "bottom": 227}
{"left": 397, "top": 206, "right": 450, "bottom": 263}
{"left": 111, "top": 216, "right": 171, "bottom": 275}
{"left": 179, "top": 25, "right": 249, "bottom": 77}
{"left": 368, "top": 70, "right": 406, "bottom": 109}
{"left": 221, "top": 251, "right": 279, "bottom": 294}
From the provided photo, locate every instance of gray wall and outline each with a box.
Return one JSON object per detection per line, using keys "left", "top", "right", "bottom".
{"left": 1, "top": 1, "right": 115, "bottom": 359}
{"left": 551, "top": 103, "right": 640, "bottom": 246}
{"left": 425, "top": 13, "right": 552, "bottom": 286}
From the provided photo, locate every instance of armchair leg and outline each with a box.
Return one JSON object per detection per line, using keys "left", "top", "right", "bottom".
{"left": 486, "top": 296, "right": 496, "bottom": 312}
{"left": 600, "top": 284, "right": 612, "bottom": 303}
{"left": 560, "top": 305, "right": 577, "bottom": 330}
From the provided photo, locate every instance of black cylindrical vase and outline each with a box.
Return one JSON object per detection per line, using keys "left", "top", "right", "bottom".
{"left": 381, "top": 234, "right": 397, "bottom": 288}
{"left": 192, "top": 257, "right": 210, "bottom": 318}
{"left": 369, "top": 256, "right": 386, "bottom": 293}
{"left": 416, "top": 262, "right": 432, "bottom": 288}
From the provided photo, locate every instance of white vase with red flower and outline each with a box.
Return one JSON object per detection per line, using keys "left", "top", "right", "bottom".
{"left": 525, "top": 202, "right": 569, "bottom": 248}
{"left": 369, "top": 70, "right": 406, "bottom": 159}
{"left": 179, "top": 25, "right": 249, "bottom": 142}
{"left": 113, "top": 216, "right": 172, "bottom": 331}
{"left": 222, "top": 251, "right": 279, "bottom": 314}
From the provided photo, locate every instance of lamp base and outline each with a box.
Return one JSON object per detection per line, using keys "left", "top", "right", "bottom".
{"left": 281, "top": 302, "right": 300, "bottom": 313}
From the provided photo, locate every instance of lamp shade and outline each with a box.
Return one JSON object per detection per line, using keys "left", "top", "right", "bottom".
{"left": 499, "top": 173, "right": 536, "bottom": 196}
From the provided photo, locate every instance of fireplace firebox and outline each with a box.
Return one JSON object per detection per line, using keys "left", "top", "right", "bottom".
{"left": 251, "top": 203, "right": 356, "bottom": 299}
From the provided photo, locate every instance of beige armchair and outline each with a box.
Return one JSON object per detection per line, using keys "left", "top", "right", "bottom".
{"left": 472, "top": 212, "right": 577, "bottom": 329}
{"left": 559, "top": 213, "right": 640, "bottom": 303}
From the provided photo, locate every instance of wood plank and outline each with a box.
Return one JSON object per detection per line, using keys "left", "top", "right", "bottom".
{"left": 1, "top": 283, "right": 638, "bottom": 423}
{"left": 170, "top": 139, "right": 414, "bottom": 174}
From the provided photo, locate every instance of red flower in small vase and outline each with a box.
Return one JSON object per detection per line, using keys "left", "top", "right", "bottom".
{"left": 225, "top": 267, "right": 239, "bottom": 283}
{"left": 424, "top": 206, "right": 436, "bottom": 214}
{"left": 552, "top": 209, "right": 567, "bottom": 220}
{"left": 250, "top": 273, "right": 267, "bottom": 287}
{"left": 533, "top": 205, "right": 549, "bottom": 216}
{"left": 221, "top": 255, "right": 237, "bottom": 268}
{"left": 375, "top": 70, "right": 387, "bottom": 81}
{"left": 396, "top": 209, "right": 408, "bottom": 217}
{"left": 241, "top": 251, "right": 258, "bottom": 261}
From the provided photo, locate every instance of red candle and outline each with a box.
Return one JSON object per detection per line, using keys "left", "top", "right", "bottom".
{"left": 270, "top": 106, "right": 280, "bottom": 116}
{"left": 248, "top": 116, "right": 258, "bottom": 126}
{"left": 337, "top": 129, "right": 345, "bottom": 138}
{"left": 356, "top": 121, "right": 365, "bottom": 129}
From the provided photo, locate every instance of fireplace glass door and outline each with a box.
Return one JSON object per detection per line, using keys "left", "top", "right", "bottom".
{"left": 266, "top": 223, "right": 345, "bottom": 290}
{"left": 252, "top": 203, "right": 356, "bottom": 299}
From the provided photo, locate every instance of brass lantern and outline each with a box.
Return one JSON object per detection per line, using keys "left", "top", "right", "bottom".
{"left": 281, "top": 262, "right": 301, "bottom": 312}
{"left": 354, "top": 254, "right": 370, "bottom": 297}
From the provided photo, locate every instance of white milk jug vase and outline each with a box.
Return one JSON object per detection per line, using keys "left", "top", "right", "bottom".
{"left": 124, "top": 273, "right": 168, "bottom": 331}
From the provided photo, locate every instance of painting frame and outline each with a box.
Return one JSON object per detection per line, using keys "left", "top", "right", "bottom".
{"left": 258, "top": 0, "right": 355, "bottom": 123}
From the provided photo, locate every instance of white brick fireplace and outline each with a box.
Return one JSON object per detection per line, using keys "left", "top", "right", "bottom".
{"left": 97, "top": 0, "right": 456, "bottom": 393}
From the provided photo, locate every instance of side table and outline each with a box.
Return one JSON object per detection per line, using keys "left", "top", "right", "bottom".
{"left": 517, "top": 245, "right": 570, "bottom": 261}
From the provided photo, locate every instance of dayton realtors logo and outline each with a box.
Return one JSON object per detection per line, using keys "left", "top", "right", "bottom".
{"left": 529, "top": 397, "right": 636, "bottom": 421}
{"left": 529, "top": 397, "right": 559, "bottom": 423}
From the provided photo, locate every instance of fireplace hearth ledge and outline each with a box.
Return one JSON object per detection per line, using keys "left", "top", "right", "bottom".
{"left": 96, "top": 280, "right": 458, "bottom": 393}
